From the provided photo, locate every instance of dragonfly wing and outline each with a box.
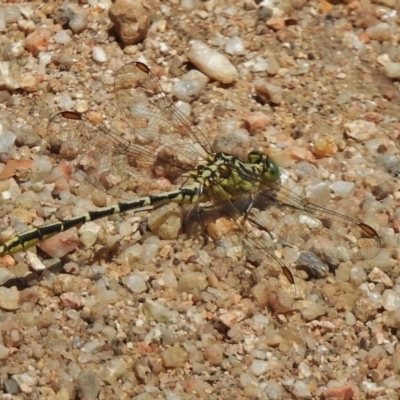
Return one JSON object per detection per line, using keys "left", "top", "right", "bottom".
{"left": 114, "top": 62, "right": 212, "bottom": 165}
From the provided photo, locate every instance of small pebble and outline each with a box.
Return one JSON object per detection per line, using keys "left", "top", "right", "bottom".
{"left": 4, "top": 378, "right": 19, "bottom": 395}
{"left": 296, "top": 251, "right": 329, "bottom": 279}
{"left": 161, "top": 345, "right": 188, "bottom": 368}
{"left": 266, "top": 16, "right": 285, "bottom": 31}
{"left": 92, "top": 46, "right": 107, "bottom": 63}
{"left": 366, "top": 22, "right": 392, "bottom": 41}
{"left": 122, "top": 273, "right": 147, "bottom": 294}
{"left": 109, "top": 0, "right": 151, "bottom": 45}
{"left": 69, "top": 13, "right": 89, "bottom": 34}
{"left": 172, "top": 79, "right": 205, "bottom": 103}
{"left": 24, "top": 28, "right": 51, "bottom": 56}
{"left": 292, "top": 380, "right": 312, "bottom": 398}
{"left": 381, "top": 290, "right": 400, "bottom": 312}
{"left": 188, "top": 41, "right": 239, "bottom": 84}
{"left": 54, "top": 30, "right": 71, "bottom": 45}
{"left": 298, "top": 301, "right": 326, "bottom": 321}
{"left": 249, "top": 359, "right": 269, "bottom": 377}
{"left": 94, "top": 290, "right": 121, "bottom": 305}
{"left": 0, "top": 122, "right": 16, "bottom": 152}
{"left": 322, "top": 384, "right": 355, "bottom": 400}
{"left": 12, "top": 372, "right": 37, "bottom": 389}
{"left": 178, "top": 272, "right": 208, "bottom": 294}
{"left": 224, "top": 36, "right": 245, "bottom": 56}
{"left": 331, "top": 181, "right": 354, "bottom": 198}
{"left": 383, "top": 61, "right": 400, "bottom": 79}
{"left": 204, "top": 343, "right": 223, "bottom": 365}
{"left": 100, "top": 357, "right": 128, "bottom": 384}
{"left": 142, "top": 299, "right": 178, "bottom": 323}
{"left": 0, "top": 61, "right": 20, "bottom": 90}
{"left": 345, "top": 120, "right": 377, "bottom": 142}
{"left": 0, "top": 286, "right": 19, "bottom": 310}
{"left": 312, "top": 136, "right": 338, "bottom": 157}
{"left": 79, "top": 222, "right": 101, "bottom": 248}
{"left": 368, "top": 267, "right": 393, "bottom": 287}
{"left": 60, "top": 292, "right": 83, "bottom": 309}
{"left": 77, "top": 371, "right": 100, "bottom": 400}
{"left": 254, "top": 79, "right": 282, "bottom": 105}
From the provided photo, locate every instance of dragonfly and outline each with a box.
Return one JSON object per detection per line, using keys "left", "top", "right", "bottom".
{"left": 0, "top": 62, "right": 381, "bottom": 311}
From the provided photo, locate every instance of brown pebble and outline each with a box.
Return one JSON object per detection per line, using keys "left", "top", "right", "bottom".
{"left": 24, "top": 28, "right": 51, "bottom": 56}
{"left": 204, "top": 343, "right": 223, "bottom": 365}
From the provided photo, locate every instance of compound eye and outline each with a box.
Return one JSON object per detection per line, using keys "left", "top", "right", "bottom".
{"left": 265, "top": 158, "right": 280, "bottom": 182}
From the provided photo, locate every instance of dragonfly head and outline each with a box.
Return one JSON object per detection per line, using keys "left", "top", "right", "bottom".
{"left": 247, "top": 150, "right": 280, "bottom": 183}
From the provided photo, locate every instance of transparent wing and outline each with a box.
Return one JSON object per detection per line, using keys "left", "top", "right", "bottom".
{"left": 204, "top": 184, "right": 296, "bottom": 312}
{"left": 249, "top": 181, "right": 381, "bottom": 262}
{"left": 47, "top": 111, "right": 189, "bottom": 200}
{"left": 114, "top": 62, "right": 213, "bottom": 165}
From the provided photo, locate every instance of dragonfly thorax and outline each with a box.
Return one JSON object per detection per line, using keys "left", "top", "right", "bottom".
{"left": 189, "top": 151, "right": 278, "bottom": 201}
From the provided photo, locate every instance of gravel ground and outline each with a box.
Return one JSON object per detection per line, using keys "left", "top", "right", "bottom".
{"left": 1, "top": 0, "right": 400, "bottom": 399}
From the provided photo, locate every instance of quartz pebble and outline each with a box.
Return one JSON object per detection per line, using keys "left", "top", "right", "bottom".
{"left": 366, "top": 22, "right": 392, "bottom": 41}
{"left": 92, "top": 46, "right": 107, "bottom": 63}
{"left": 54, "top": 30, "right": 71, "bottom": 45}
{"left": 188, "top": 41, "right": 239, "bottom": 84}
{"left": 69, "top": 13, "right": 89, "bottom": 34}
{"left": 0, "top": 122, "right": 16, "bottom": 152}
{"left": 0, "top": 287, "right": 19, "bottom": 310}
{"left": 331, "top": 181, "right": 354, "bottom": 198}
{"left": 381, "top": 290, "right": 400, "bottom": 312}
{"left": 122, "top": 273, "right": 147, "bottom": 294}
{"left": 0, "top": 61, "right": 20, "bottom": 90}
{"left": 383, "top": 61, "right": 400, "bottom": 79}
{"left": 249, "top": 359, "right": 269, "bottom": 377}
{"left": 292, "top": 380, "right": 312, "bottom": 398}
{"left": 224, "top": 36, "right": 245, "bottom": 55}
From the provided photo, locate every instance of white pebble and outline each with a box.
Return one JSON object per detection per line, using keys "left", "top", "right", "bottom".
{"left": 224, "top": 36, "right": 245, "bottom": 56}
{"left": 54, "top": 30, "right": 71, "bottom": 45}
{"left": 38, "top": 52, "right": 52, "bottom": 68}
{"left": 382, "top": 290, "right": 400, "bottom": 311}
{"left": 0, "top": 287, "right": 19, "bottom": 310}
{"left": 0, "top": 122, "right": 16, "bottom": 152}
{"left": 383, "top": 61, "right": 400, "bottom": 79}
{"left": 175, "top": 100, "right": 191, "bottom": 117}
{"left": 75, "top": 99, "right": 89, "bottom": 113}
{"left": 79, "top": 222, "right": 101, "bottom": 247}
{"left": 92, "top": 46, "right": 107, "bottom": 63}
{"left": 330, "top": 181, "right": 354, "bottom": 198}
{"left": 188, "top": 41, "right": 238, "bottom": 84}
{"left": 122, "top": 273, "right": 147, "bottom": 294}
{"left": 249, "top": 360, "right": 269, "bottom": 377}
{"left": 172, "top": 79, "right": 204, "bottom": 102}
{"left": 292, "top": 380, "right": 312, "bottom": 398}
{"left": 58, "top": 93, "right": 74, "bottom": 110}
